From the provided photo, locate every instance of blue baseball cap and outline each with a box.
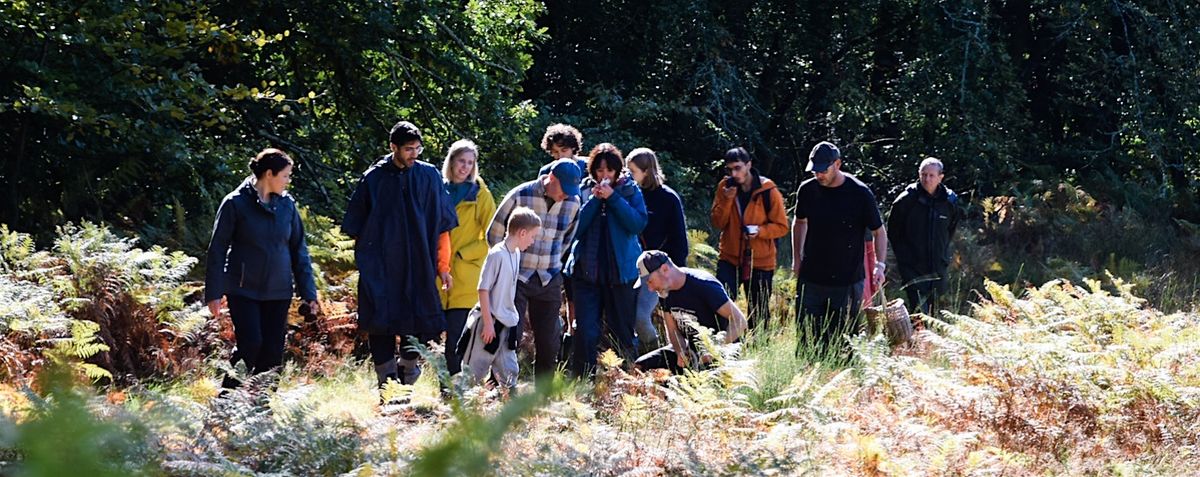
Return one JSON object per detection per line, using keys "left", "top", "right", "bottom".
{"left": 806, "top": 141, "right": 841, "bottom": 173}
{"left": 547, "top": 158, "right": 582, "bottom": 197}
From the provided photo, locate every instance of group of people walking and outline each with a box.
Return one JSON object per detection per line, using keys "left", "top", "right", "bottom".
{"left": 204, "top": 121, "right": 959, "bottom": 394}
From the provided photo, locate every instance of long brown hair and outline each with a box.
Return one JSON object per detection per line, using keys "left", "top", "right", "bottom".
{"left": 626, "top": 147, "right": 665, "bottom": 190}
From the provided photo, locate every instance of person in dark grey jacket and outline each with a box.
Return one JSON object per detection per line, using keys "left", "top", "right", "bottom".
{"left": 887, "top": 157, "right": 960, "bottom": 314}
{"left": 205, "top": 148, "right": 319, "bottom": 388}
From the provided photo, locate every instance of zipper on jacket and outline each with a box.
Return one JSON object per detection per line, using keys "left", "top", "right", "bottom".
{"left": 240, "top": 263, "right": 246, "bottom": 287}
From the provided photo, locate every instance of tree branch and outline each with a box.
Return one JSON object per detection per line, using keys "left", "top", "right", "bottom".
{"left": 432, "top": 16, "right": 520, "bottom": 78}
{"left": 392, "top": 58, "right": 469, "bottom": 142}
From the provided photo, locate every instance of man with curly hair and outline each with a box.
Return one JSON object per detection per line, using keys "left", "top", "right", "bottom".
{"left": 540, "top": 123, "right": 589, "bottom": 176}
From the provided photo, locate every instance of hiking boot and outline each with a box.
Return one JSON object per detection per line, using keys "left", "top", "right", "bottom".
{"left": 374, "top": 358, "right": 399, "bottom": 388}
{"left": 399, "top": 358, "right": 421, "bottom": 385}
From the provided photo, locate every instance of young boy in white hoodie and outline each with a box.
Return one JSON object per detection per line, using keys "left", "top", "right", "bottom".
{"left": 458, "top": 206, "right": 542, "bottom": 387}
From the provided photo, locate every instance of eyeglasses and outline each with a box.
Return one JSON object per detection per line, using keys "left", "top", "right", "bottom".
{"left": 401, "top": 145, "right": 424, "bottom": 155}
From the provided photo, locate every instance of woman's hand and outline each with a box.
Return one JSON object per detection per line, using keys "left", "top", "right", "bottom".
{"left": 593, "top": 181, "right": 613, "bottom": 199}
{"left": 207, "top": 298, "right": 224, "bottom": 319}
{"left": 304, "top": 300, "right": 321, "bottom": 317}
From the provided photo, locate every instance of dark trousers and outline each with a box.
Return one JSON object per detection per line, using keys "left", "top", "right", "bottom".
{"left": 226, "top": 295, "right": 291, "bottom": 377}
{"left": 635, "top": 345, "right": 685, "bottom": 374}
{"left": 795, "top": 280, "right": 865, "bottom": 350}
{"left": 572, "top": 280, "right": 638, "bottom": 377}
{"left": 716, "top": 260, "right": 773, "bottom": 328}
{"left": 636, "top": 342, "right": 718, "bottom": 374}
{"left": 368, "top": 333, "right": 435, "bottom": 365}
{"left": 900, "top": 270, "right": 947, "bottom": 315}
{"left": 444, "top": 308, "right": 470, "bottom": 375}
{"left": 515, "top": 273, "right": 564, "bottom": 377}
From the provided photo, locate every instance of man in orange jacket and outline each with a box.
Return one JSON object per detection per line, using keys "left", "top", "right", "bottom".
{"left": 710, "top": 147, "right": 790, "bottom": 328}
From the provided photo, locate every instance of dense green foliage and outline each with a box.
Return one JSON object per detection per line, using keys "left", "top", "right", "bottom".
{"left": 529, "top": 0, "right": 1200, "bottom": 220}
{"left": 4, "top": 1, "right": 1199, "bottom": 257}
{"left": 1, "top": 0, "right": 544, "bottom": 251}
{"left": 2, "top": 4, "right": 1199, "bottom": 474}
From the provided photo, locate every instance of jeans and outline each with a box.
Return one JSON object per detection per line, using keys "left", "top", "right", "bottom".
{"left": 716, "top": 260, "right": 773, "bottom": 329}
{"left": 571, "top": 280, "right": 638, "bottom": 377}
{"left": 633, "top": 283, "right": 661, "bottom": 351}
{"left": 795, "top": 280, "right": 865, "bottom": 351}
{"left": 515, "top": 273, "right": 564, "bottom": 377}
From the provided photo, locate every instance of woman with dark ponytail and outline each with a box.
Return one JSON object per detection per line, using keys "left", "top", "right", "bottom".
{"left": 205, "top": 148, "right": 319, "bottom": 388}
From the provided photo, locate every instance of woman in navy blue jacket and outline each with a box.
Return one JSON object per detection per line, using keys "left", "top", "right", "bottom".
{"left": 205, "top": 148, "right": 319, "bottom": 387}
{"left": 565, "top": 143, "right": 648, "bottom": 376}
{"left": 625, "top": 148, "right": 688, "bottom": 352}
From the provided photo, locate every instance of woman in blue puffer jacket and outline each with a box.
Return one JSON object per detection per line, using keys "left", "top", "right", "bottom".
{"left": 205, "top": 148, "right": 319, "bottom": 388}
{"left": 565, "top": 143, "right": 648, "bottom": 377}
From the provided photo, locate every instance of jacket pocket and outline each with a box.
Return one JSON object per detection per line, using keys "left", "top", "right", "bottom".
{"left": 234, "top": 254, "right": 268, "bottom": 292}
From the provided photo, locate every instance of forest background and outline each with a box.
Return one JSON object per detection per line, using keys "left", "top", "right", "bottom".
{"left": 4, "top": 0, "right": 1200, "bottom": 298}
{"left": 2, "top": 1, "right": 1200, "bottom": 475}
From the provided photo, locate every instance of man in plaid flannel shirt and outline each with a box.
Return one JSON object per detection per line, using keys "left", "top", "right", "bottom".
{"left": 487, "top": 158, "right": 582, "bottom": 377}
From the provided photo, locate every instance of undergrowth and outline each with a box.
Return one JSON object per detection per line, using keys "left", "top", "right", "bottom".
{"left": 0, "top": 220, "right": 1198, "bottom": 475}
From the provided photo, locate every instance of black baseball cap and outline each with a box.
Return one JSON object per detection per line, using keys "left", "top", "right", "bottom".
{"left": 806, "top": 141, "right": 840, "bottom": 173}
{"left": 633, "top": 250, "right": 672, "bottom": 297}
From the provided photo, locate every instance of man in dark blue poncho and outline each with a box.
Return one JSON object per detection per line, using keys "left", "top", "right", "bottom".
{"left": 343, "top": 121, "right": 458, "bottom": 387}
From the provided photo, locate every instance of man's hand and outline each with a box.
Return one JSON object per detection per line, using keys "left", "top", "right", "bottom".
{"left": 440, "top": 271, "right": 453, "bottom": 291}
{"left": 721, "top": 178, "right": 737, "bottom": 199}
{"left": 481, "top": 314, "right": 496, "bottom": 344}
{"left": 676, "top": 350, "right": 689, "bottom": 369}
{"left": 872, "top": 262, "right": 886, "bottom": 288}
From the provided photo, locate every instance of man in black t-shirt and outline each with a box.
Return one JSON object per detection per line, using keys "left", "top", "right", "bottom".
{"left": 791, "top": 142, "right": 888, "bottom": 350}
{"left": 631, "top": 251, "right": 748, "bottom": 373}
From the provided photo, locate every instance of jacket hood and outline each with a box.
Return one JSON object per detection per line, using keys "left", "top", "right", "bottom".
{"left": 466, "top": 176, "right": 491, "bottom": 201}
{"left": 444, "top": 175, "right": 489, "bottom": 202}
{"left": 751, "top": 172, "right": 778, "bottom": 195}
{"left": 237, "top": 175, "right": 291, "bottom": 201}
{"left": 373, "top": 153, "right": 434, "bottom": 172}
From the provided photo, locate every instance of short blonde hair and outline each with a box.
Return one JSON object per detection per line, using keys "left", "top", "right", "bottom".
{"left": 626, "top": 147, "right": 665, "bottom": 190}
{"left": 442, "top": 139, "right": 479, "bottom": 183}
{"left": 507, "top": 206, "right": 542, "bottom": 232}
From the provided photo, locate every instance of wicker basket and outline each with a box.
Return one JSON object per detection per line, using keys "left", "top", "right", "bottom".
{"left": 864, "top": 294, "right": 913, "bottom": 347}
